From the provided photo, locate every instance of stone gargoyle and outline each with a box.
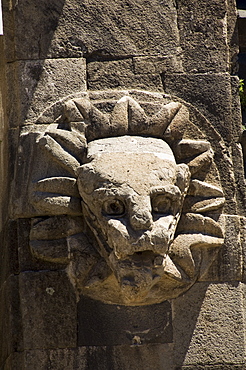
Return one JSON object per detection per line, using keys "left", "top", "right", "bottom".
{"left": 13, "top": 90, "right": 225, "bottom": 305}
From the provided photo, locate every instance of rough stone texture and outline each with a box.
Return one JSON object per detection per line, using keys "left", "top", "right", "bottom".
{"left": 87, "top": 59, "right": 164, "bottom": 91}
{"left": 1, "top": 345, "right": 174, "bottom": 370}
{"left": 176, "top": 0, "right": 235, "bottom": 73}
{"left": 19, "top": 270, "right": 77, "bottom": 350}
{"left": 173, "top": 282, "right": 246, "bottom": 367}
{"left": 78, "top": 296, "right": 172, "bottom": 346}
{"left": 6, "top": 58, "right": 86, "bottom": 126}
{"left": 2, "top": 0, "right": 181, "bottom": 61}
{"left": 1, "top": 0, "right": 245, "bottom": 368}
{"left": 200, "top": 215, "right": 244, "bottom": 282}
{"left": 0, "top": 275, "right": 22, "bottom": 367}
{"left": 164, "top": 72, "right": 246, "bottom": 215}
{"left": 11, "top": 92, "right": 227, "bottom": 306}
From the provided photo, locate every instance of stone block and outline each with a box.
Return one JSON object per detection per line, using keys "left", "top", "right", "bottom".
{"left": 177, "top": 366, "right": 246, "bottom": 370}
{"left": 78, "top": 296, "right": 172, "bottom": 346}
{"left": 19, "top": 270, "right": 77, "bottom": 350}
{"left": 0, "top": 220, "right": 19, "bottom": 287}
{"left": 3, "top": 0, "right": 181, "bottom": 61}
{"left": 87, "top": 59, "right": 163, "bottom": 91}
{"left": 200, "top": 215, "right": 243, "bottom": 282}
{"left": 172, "top": 282, "right": 246, "bottom": 367}
{"left": 16, "top": 218, "right": 69, "bottom": 273}
{"left": 164, "top": 72, "right": 241, "bottom": 214}
{"left": 6, "top": 58, "right": 86, "bottom": 126}
{"left": 176, "top": 0, "right": 230, "bottom": 73}
{"left": 164, "top": 72, "right": 234, "bottom": 142}
{"left": 1, "top": 352, "right": 24, "bottom": 370}
{"left": 4, "top": 345, "right": 174, "bottom": 370}
{"left": 133, "top": 55, "right": 183, "bottom": 75}
{"left": 0, "top": 275, "right": 22, "bottom": 366}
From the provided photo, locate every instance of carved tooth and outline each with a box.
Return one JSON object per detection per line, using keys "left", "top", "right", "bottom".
{"left": 38, "top": 134, "right": 80, "bottom": 176}
{"left": 33, "top": 177, "right": 80, "bottom": 198}
{"left": 46, "top": 129, "right": 87, "bottom": 163}
{"left": 111, "top": 96, "right": 132, "bottom": 135}
{"left": 31, "top": 193, "right": 82, "bottom": 216}
{"left": 64, "top": 99, "right": 85, "bottom": 122}
{"left": 127, "top": 96, "right": 147, "bottom": 133}
{"left": 188, "top": 179, "right": 224, "bottom": 197}
{"left": 163, "top": 255, "right": 182, "bottom": 281}
{"left": 149, "top": 102, "right": 181, "bottom": 133}
{"left": 175, "top": 139, "right": 211, "bottom": 161}
{"left": 183, "top": 197, "right": 225, "bottom": 214}
{"left": 187, "top": 149, "right": 214, "bottom": 176}
{"left": 177, "top": 213, "right": 224, "bottom": 238}
{"left": 73, "top": 98, "right": 91, "bottom": 121}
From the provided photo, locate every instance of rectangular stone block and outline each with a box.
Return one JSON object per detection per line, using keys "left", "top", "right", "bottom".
{"left": 176, "top": 0, "right": 230, "bottom": 73}
{"left": 2, "top": 345, "right": 174, "bottom": 370}
{"left": 0, "top": 220, "right": 19, "bottom": 287}
{"left": 87, "top": 59, "right": 163, "bottom": 91}
{"left": 78, "top": 296, "right": 172, "bottom": 346}
{"left": 19, "top": 270, "right": 77, "bottom": 350}
{"left": 0, "top": 275, "right": 22, "bottom": 366}
{"left": 6, "top": 58, "right": 86, "bottom": 126}
{"left": 3, "top": 0, "right": 180, "bottom": 61}
{"left": 172, "top": 282, "right": 246, "bottom": 367}
{"left": 164, "top": 72, "right": 234, "bottom": 142}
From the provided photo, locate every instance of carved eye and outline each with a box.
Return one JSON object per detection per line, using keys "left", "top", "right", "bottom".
{"left": 152, "top": 195, "right": 173, "bottom": 215}
{"left": 102, "top": 199, "right": 125, "bottom": 216}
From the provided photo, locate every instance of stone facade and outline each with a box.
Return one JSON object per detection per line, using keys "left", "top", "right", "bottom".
{"left": 1, "top": 1, "right": 246, "bottom": 369}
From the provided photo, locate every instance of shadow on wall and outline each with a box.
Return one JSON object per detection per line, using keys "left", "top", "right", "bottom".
{"left": 2, "top": 0, "right": 68, "bottom": 125}
{"left": 172, "top": 282, "right": 208, "bottom": 368}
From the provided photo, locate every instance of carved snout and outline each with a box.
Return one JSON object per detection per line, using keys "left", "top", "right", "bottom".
{"left": 129, "top": 196, "right": 153, "bottom": 231}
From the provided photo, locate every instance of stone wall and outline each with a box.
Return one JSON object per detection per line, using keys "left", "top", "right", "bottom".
{"left": 1, "top": 1, "right": 246, "bottom": 369}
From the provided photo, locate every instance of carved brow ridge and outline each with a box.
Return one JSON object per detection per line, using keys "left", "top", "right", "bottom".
{"left": 93, "top": 185, "right": 181, "bottom": 198}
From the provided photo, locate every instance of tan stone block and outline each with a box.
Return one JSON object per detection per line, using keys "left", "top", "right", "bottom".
{"left": 173, "top": 282, "right": 246, "bottom": 367}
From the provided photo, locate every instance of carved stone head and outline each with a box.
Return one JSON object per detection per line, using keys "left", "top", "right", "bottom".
{"left": 13, "top": 90, "right": 225, "bottom": 305}
{"left": 78, "top": 136, "right": 190, "bottom": 303}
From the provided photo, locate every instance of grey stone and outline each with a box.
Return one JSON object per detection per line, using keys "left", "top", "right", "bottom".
{"left": 199, "top": 215, "right": 243, "bottom": 282}
{"left": 78, "top": 295, "right": 172, "bottom": 346}
{"left": 0, "top": 275, "right": 22, "bottom": 366}
{"left": 10, "top": 91, "right": 228, "bottom": 306}
{"left": 6, "top": 58, "right": 86, "bottom": 126}
{"left": 3, "top": 0, "right": 181, "bottom": 61}
{"left": 176, "top": 0, "right": 233, "bottom": 73}
{"left": 87, "top": 59, "right": 163, "bottom": 91}
{"left": 2, "top": 345, "right": 174, "bottom": 370}
{"left": 19, "top": 270, "right": 77, "bottom": 349}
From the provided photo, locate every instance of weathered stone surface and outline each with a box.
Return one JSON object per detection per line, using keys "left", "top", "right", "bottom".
{"left": 11, "top": 91, "right": 227, "bottom": 306}
{"left": 0, "top": 275, "right": 22, "bottom": 366}
{"left": 19, "top": 270, "right": 77, "bottom": 349}
{"left": 3, "top": 0, "right": 180, "bottom": 61}
{"left": 176, "top": 0, "right": 231, "bottom": 73}
{"left": 164, "top": 72, "right": 245, "bottom": 215}
{"left": 164, "top": 73, "right": 235, "bottom": 142}
{"left": 173, "top": 282, "right": 246, "bottom": 367}
{"left": 2, "top": 345, "right": 174, "bottom": 370}
{"left": 177, "top": 366, "right": 246, "bottom": 370}
{"left": 6, "top": 58, "right": 86, "bottom": 126}
{"left": 78, "top": 296, "right": 172, "bottom": 346}
{"left": 199, "top": 215, "right": 244, "bottom": 282}
{"left": 87, "top": 59, "right": 163, "bottom": 91}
